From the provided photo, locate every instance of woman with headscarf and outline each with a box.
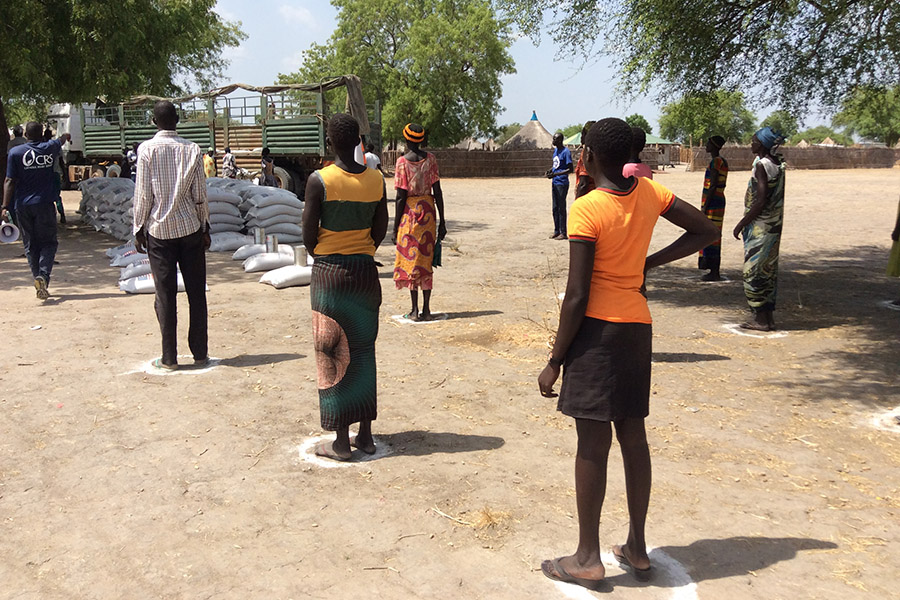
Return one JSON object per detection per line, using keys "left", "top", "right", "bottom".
{"left": 698, "top": 135, "right": 728, "bottom": 281}
{"left": 302, "top": 113, "right": 388, "bottom": 461}
{"left": 732, "top": 126, "right": 786, "bottom": 330}
{"left": 392, "top": 123, "right": 446, "bottom": 321}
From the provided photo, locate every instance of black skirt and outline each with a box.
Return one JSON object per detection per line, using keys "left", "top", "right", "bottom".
{"left": 557, "top": 318, "right": 652, "bottom": 422}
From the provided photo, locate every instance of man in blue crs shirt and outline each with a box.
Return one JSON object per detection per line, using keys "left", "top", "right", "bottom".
{"left": 545, "top": 132, "right": 573, "bottom": 240}
{"left": 2, "top": 122, "right": 70, "bottom": 300}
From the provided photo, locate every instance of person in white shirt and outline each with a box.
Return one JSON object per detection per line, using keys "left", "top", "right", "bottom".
{"left": 364, "top": 142, "right": 382, "bottom": 173}
{"left": 133, "top": 101, "right": 210, "bottom": 370}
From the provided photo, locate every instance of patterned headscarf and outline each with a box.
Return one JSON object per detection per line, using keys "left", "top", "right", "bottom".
{"left": 754, "top": 127, "right": 784, "bottom": 150}
{"left": 403, "top": 123, "right": 425, "bottom": 143}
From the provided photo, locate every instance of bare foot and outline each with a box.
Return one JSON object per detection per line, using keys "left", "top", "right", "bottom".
{"left": 350, "top": 435, "right": 376, "bottom": 455}
{"left": 416, "top": 311, "right": 434, "bottom": 322}
{"left": 403, "top": 310, "right": 419, "bottom": 321}
{"left": 314, "top": 440, "right": 352, "bottom": 461}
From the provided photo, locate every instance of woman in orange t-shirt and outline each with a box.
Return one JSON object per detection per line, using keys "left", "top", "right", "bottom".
{"left": 538, "top": 118, "right": 718, "bottom": 588}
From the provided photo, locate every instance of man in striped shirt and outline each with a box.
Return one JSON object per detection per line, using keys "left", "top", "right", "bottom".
{"left": 133, "top": 101, "right": 210, "bottom": 370}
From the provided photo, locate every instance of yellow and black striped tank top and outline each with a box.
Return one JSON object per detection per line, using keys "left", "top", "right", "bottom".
{"left": 313, "top": 164, "right": 383, "bottom": 256}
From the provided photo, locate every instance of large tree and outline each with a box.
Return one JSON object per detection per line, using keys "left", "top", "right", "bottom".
{"left": 658, "top": 91, "right": 755, "bottom": 145}
{"left": 832, "top": 86, "right": 900, "bottom": 148}
{"left": 0, "top": 0, "right": 243, "bottom": 162}
{"left": 499, "top": 0, "right": 900, "bottom": 115}
{"left": 760, "top": 110, "right": 799, "bottom": 141}
{"left": 280, "top": 0, "right": 515, "bottom": 147}
{"left": 625, "top": 114, "right": 652, "bottom": 135}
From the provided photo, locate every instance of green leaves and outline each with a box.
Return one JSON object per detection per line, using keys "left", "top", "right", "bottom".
{"left": 499, "top": 0, "right": 900, "bottom": 118}
{"left": 0, "top": 0, "right": 245, "bottom": 104}
{"left": 279, "top": 0, "right": 515, "bottom": 147}
{"left": 658, "top": 90, "right": 755, "bottom": 144}
{"left": 833, "top": 86, "right": 900, "bottom": 147}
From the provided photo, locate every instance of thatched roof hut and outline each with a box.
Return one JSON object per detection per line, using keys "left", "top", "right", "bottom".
{"left": 501, "top": 112, "right": 554, "bottom": 150}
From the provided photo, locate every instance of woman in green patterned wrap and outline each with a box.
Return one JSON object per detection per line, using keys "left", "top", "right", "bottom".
{"left": 302, "top": 113, "right": 388, "bottom": 461}
{"left": 732, "top": 126, "right": 786, "bottom": 331}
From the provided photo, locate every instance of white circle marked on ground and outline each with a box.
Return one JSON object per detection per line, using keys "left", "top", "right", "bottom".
{"left": 296, "top": 434, "right": 391, "bottom": 469}
{"left": 879, "top": 300, "right": 900, "bottom": 312}
{"left": 871, "top": 407, "right": 900, "bottom": 433}
{"left": 390, "top": 313, "right": 449, "bottom": 325}
{"left": 120, "top": 356, "right": 221, "bottom": 376}
{"left": 549, "top": 548, "right": 697, "bottom": 599}
{"left": 722, "top": 324, "right": 788, "bottom": 339}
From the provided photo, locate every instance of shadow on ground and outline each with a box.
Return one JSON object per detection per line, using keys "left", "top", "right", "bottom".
{"left": 603, "top": 536, "right": 838, "bottom": 590}
{"left": 652, "top": 352, "right": 730, "bottom": 363}
{"left": 373, "top": 430, "right": 504, "bottom": 457}
{"left": 218, "top": 353, "right": 304, "bottom": 367}
{"left": 651, "top": 245, "right": 900, "bottom": 406}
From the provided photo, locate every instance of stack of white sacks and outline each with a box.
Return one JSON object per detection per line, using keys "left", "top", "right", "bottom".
{"left": 100, "top": 178, "right": 311, "bottom": 292}
{"left": 204, "top": 178, "right": 254, "bottom": 252}
{"left": 232, "top": 241, "right": 313, "bottom": 289}
{"left": 107, "top": 241, "right": 202, "bottom": 294}
{"left": 237, "top": 186, "right": 304, "bottom": 243}
{"left": 79, "top": 178, "right": 135, "bottom": 241}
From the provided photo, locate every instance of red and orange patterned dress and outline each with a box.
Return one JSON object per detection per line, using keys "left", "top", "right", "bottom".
{"left": 393, "top": 153, "right": 440, "bottom": 290}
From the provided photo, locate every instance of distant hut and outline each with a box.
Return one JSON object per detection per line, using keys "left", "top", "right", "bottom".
{"left": 501, "top": 111, "right": 554, "bottom": 150}
{"left": 795, "top": 139, "right": 810, "bottom": 148}
{"left": 453, "top": 137, "right": 482, "bottom": 151}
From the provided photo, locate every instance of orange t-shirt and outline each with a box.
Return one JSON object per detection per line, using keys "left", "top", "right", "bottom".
{"left": 567, "top": 177, "right": 675, "bottom": 323}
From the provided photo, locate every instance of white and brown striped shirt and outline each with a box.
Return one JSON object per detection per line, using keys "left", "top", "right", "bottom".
{"left": 133, "top": 130, "right": 209, "bottom": 239}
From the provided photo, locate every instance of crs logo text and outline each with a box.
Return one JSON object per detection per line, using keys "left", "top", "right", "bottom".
{"left": 22, "top": 149, "right": 54, "bottom": 169}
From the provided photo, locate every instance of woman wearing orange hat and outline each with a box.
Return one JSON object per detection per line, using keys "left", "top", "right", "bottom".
{"left": 392, "top": 123, "right": 446, "bottom": 321}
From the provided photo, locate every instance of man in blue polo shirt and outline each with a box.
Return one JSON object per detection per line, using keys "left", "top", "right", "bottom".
{"left": 545, "top": 132, "right": 573, "bottom": 240}
{"left": 2, "top": 122, "right": 70, "bottom": 300}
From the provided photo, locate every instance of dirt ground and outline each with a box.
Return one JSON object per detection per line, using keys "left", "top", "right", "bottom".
{"left": 1, "top": 167, "right": 898, "bottom": 600}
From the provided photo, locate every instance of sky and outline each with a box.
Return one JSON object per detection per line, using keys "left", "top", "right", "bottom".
{"left": 212, "top": 0, "right": 793, "bottom": 137}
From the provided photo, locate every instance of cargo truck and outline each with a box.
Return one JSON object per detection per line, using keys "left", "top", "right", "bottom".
{"left": 74, "top": 75, "right": 381, "bottom": 195}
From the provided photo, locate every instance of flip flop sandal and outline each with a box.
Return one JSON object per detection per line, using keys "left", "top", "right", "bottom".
{"left": 540, "top": 558, "right": 606, "bottom": 591}
{"left": 350, "top": 436, "right": 376, "bottom": 455}
{"left": 612, "top": 545, "right": 652, "bottom": 581}
{"left": 314, "top": 441, "right": 352, "bottom": 462}
{"left": 152, "top": 358, "right": 178, "bottom": 371}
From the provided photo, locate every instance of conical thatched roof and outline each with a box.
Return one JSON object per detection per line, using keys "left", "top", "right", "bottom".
{"left": 796, "top": 139, "right": 810, "bottom": 148}
{"left": 501, "top": 118, "right": 554, "bottom": 150}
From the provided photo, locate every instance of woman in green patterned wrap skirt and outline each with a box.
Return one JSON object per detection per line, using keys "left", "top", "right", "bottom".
{"left": 732, "top": 126, "right": 786, "bottom": 331}
{"left": 302, "top": 113, "right": 388, "bottom": 461}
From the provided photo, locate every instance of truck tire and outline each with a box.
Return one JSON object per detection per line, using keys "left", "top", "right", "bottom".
{"left": 106, "top": 164, "right": 122, "bottom": 178}
{"left": 272, "top": 166, "right": 294, "bottom": 192}
{"left": 287, "top": 169, "right": 305, "bottom": 199}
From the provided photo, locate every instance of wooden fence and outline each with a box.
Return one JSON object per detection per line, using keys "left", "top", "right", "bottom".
{"left": 376, "top": 145, "right": 900, "bottom": 178}
{"left": 684, "top": 145, "right": 900, "bottom": 171}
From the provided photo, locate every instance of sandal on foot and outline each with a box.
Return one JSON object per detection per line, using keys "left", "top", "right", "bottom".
{"left": 612, "top": 545, "right": 652, "bottom": 581}
{"left": 541, "top": 558, "right": 605, "bottom": 591}
{"left": 153, "top": 358, "right": 178, "bottom": 371}
{"left": 350, "top": 436, "right": 376, "bottom": 455}
{"left": 314, "top": 441, "right": 352, "bottom": 461}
